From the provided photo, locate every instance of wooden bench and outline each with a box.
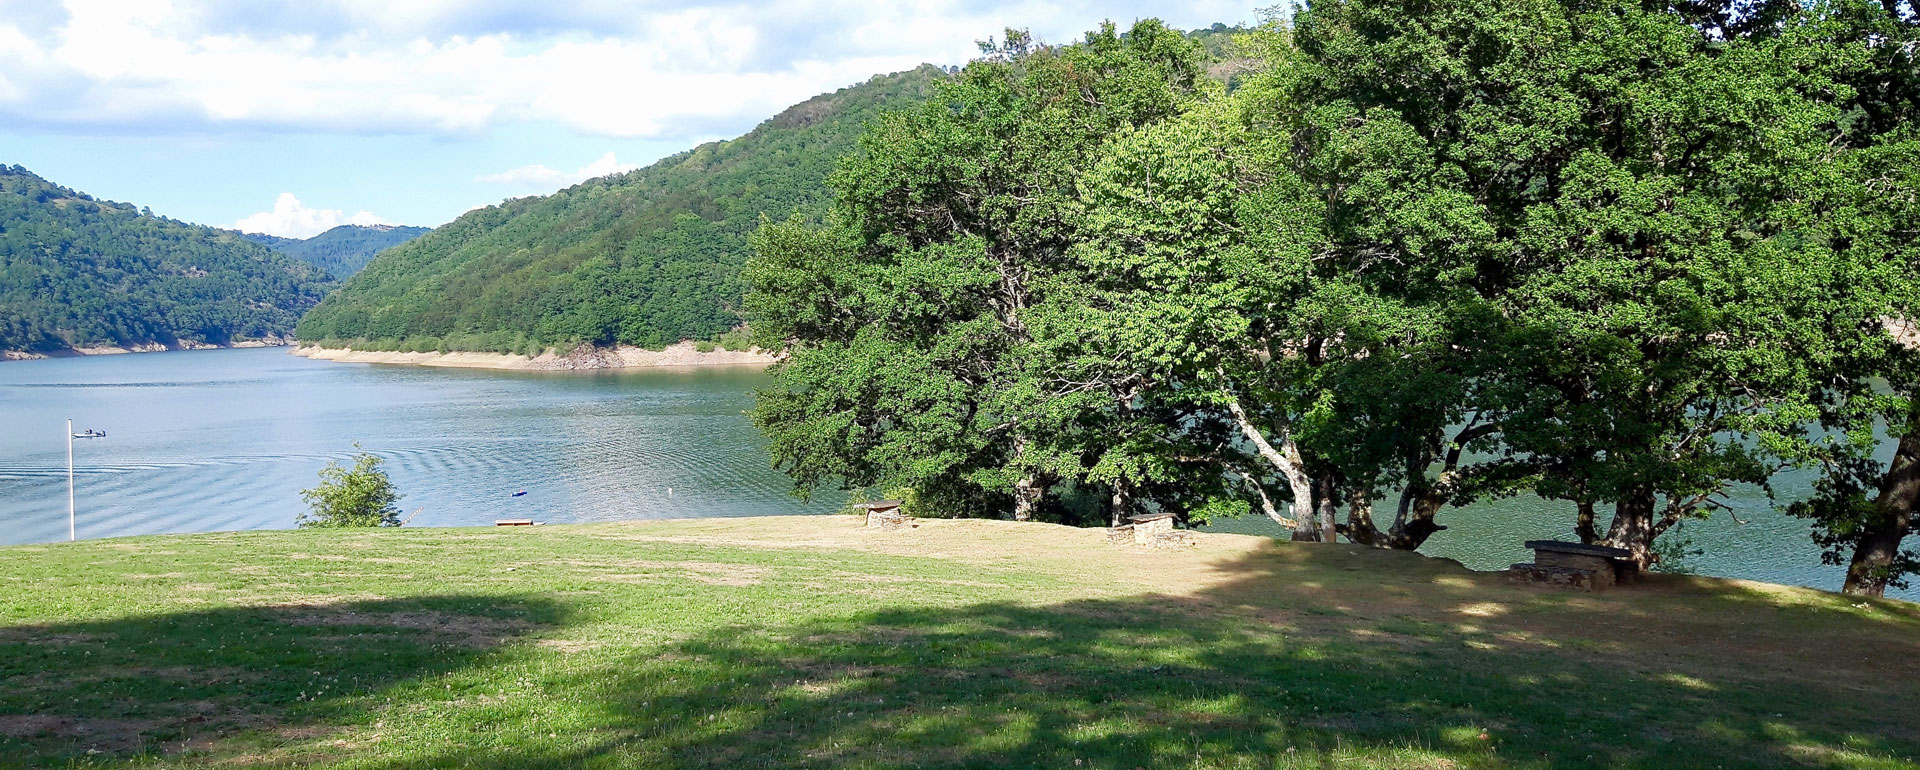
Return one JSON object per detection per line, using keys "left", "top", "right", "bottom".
{"left": 854, "top": 500, "right": 911, "bottom": 530}
{"left": 1510, "top": 540, "right": 1637, "bottom": 590}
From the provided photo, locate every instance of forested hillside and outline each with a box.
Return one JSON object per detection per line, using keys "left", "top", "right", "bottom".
{"left": 242, "top": 224, "right": 428, "bottom": 280}
{"left": 0, "top": 166, "right": 332, "bottom": 355}
{"left": 295, "top": 66, "right": 946, "bottom": 354}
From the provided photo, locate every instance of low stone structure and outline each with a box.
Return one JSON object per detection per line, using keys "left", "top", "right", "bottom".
{"left": 856, "top": 500, "right": 913, "bottom": 531}
{"left": 1108, "top": 512, "right": 1193, "bottom": 549}
{"left": 1509, "top": 540, "right": 1637, "bottom": 591}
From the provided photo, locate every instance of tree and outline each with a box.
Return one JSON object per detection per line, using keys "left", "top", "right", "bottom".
{"left": 297, "top": 448, "right": 403, "bottom": 528}
{"left": 1787, "top": 0, "right": 1920, "bottom": 597}
{"left": 747, "top": 21, "right": 1210, "bottom": 522}
{"left": 1062, "top": 7, "right": 1560, "bottom": 546}
{"left": 1191, "top": 0, "right": 1866, "bottom": 567}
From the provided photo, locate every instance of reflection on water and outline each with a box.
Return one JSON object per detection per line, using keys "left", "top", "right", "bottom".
{"left": 0, "top": 347, "right": 837, "bottom": 545}
{"left": 1, "top": 347, "right": 1908, "bottom": 600}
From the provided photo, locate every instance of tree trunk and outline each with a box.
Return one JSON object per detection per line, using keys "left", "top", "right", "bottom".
{"left": 1219, "top": 386, "right": 1318, "bottom": 540}
{"left": 1237, "top": 470, "right": 1298, "bottom": 529}
{"left": 1845, "top": 415, "right": 1920, "bottom": 597}
{"left": 1344, "top": 488, "right": 1379, "bottom": 546}
{"left": 1604, "top": 487, "right": 1659, "bottom": 569}
{"left": 1299, "top": 472, "right": 1337, "bottom": 543}
{"left": 1373, "top": 420, "right": 1492, "bottom": 550}
{"left": 1381, "top": 486, "right": 1448, "bottom": 550}
{"left": 1109, "top": 478, "right": 1135, "bottom": 528}
{"left": 1575, "top": 498, "right": 1599, "bottom": 545}
{"left": 1290, "top": 516, "right": 1321, "bottom": 541}
{"left": 1012, "top": 475, "right": 1043, "bottom": 522}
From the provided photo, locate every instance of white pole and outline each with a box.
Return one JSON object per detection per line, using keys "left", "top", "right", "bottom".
{"left": 67, "top": 418, "right": 75, "bottom": 541}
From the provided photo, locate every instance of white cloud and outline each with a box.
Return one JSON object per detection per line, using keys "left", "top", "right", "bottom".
{"left": 475, "top": 151, "right": 639, "bottom": 190}
{"left": 233, "top": 192, "right": 391, "bottom": 238}
{"left": 0, "top": 0, "right": 1253, "bottom": 140}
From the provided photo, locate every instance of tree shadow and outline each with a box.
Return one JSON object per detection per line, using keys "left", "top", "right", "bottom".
{"left": 0, "top": 594, "right": 563, "bottom": 764}
{"left": 352, "top": 544, "right": 1920, "bottom": 769}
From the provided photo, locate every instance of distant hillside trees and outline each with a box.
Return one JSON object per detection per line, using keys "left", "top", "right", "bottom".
{"left": 0, "top": 166, "right": 332, "bottom": 355}
{"left": 294, "top": 67, "right": 947, "bottom": 354}
{"left": 243, "top": 225, "right": 428, "bottom": 280}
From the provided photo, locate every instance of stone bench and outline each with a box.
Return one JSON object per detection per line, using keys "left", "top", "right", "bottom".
{"left": 1509, "top": 540, "right": 1637, "bottom": 590}
{"left": 1107, "top": 512, "right": 1193, "bottom": 548}
{"left": 855, "top": 500, "right": 913, "bottom": 531}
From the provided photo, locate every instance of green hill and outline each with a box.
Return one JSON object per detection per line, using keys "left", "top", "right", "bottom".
{"left": 241, "top": 224, "right": 429, "bottom": 280}
{"left": 295, "top": 67, "right": 946, "bottom": 354}
{"left": 0, "top": 166, "right": 333, "bottom": 356}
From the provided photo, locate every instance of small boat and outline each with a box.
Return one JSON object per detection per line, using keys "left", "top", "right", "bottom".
{"left": 511, "top": 489, "right": 527, "bottom": 497}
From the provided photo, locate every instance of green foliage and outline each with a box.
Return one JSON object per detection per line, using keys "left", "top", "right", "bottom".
{"left": 295, "top": 67, "right": 946, "bottom": 353}
{"left": 712, "top": 327, "right": 753, "bottom": 352}
{"left": 747, "top": 21, "right": 1211, "bottom": 520}
{"left": 1779, "top": 0, "right": 1920, "bottom": 594}
{"left": 243, "top": 224, "right": 428, "bottom": 279}
{"left": 740, "top": 3, "right": 1920, "bottom": 587}
{"left": 0, "top": 166, "right": 332, "bottom": 354}
{"left": 1058, "top": 0, "right": 1917, "bottom": 563}
{"left": 297, "top": 448, "right": 403, "bottom": 528}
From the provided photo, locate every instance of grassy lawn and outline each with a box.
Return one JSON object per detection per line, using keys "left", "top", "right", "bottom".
{"left": 1, "top": 515, "right": 1916, "bottom": 769}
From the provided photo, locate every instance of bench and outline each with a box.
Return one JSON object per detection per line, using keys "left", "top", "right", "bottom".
{"left": 1510, "top": 540, "right": 1637, "bottom": 590}
{"left": 854, "top": 500, "right": 912, "bottom": 530}
{"left": 1106, "top": 512, "right": 1192, "bottom": 548}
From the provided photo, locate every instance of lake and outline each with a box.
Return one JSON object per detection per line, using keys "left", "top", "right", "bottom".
{"left": 0, "top": 347, "right": 836, "bottom": 544}
{"left": 1, "top": 346, "right": 1909, "bottom": 600}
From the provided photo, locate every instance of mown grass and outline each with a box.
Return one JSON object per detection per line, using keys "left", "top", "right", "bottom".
{"left": 1, "top": 516, "right": 1916, "bottom": 769}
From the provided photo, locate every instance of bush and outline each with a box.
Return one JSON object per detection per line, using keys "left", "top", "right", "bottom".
{"left": 715, "top": 327, "right": 753, "bottom": 352}
{"left": 297, "top": 447, "right": 403, "bottom": 528}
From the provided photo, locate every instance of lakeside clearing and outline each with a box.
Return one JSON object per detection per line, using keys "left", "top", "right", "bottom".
{"left": 1, "top": 516, "right": 1915, "bottom": 769}
{"left": 290, "top": 342, "right": 776, "bottom": 371}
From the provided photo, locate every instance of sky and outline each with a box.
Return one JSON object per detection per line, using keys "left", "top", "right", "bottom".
{"left": 0, "top": 0, "right": 1255, "bottom": 238}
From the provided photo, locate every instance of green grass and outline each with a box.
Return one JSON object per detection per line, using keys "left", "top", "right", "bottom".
{"left": 1, "top": 516, "right": 1916, "bottom": 769}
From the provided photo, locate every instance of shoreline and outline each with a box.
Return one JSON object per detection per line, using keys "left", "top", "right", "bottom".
{"left": 290, "top": 341, "right": 778, "bottom": 371}
{"left": 1, "top": 337, "right": 291, "bottom": 361}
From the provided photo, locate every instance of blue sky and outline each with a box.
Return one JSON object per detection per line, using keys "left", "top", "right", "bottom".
{"left": 0, "top": 1, "right": 1256, "bottom": 237}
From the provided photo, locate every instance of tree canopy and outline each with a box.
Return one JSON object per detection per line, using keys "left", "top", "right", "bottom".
{"left": 747, "top": 21, "right": 1214, "bottom": 522}
{"left": 747, "top": 3, "right": 1920, "bottom": 595}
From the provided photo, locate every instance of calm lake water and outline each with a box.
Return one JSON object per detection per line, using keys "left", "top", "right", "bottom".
{"left": 0, "top": 347, "right": 837, "bottom": 544}
{"left": 1, "top": 346, "right": 1909, "bottom": 600}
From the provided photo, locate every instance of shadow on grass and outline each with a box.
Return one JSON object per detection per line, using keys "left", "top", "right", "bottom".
{"left": 5, "top": 542, "right": 1916, "bottom": 769}
{"left": 0, "top": 594, "right": 562, "bottom": 764}
{"left": 362, "top": 546, "right": 1920, "bottom": 770}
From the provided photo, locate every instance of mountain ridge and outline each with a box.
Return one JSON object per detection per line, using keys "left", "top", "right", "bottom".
{"left": 241, "top": 224, "right": 430, "bottom": 280}
{"left": 0, "top": 165, "right": 333, "bottom": 356}
{"left": 294, "top": 65, "right": 948, "bottom": 355}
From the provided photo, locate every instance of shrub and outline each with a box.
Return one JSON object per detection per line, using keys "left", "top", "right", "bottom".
{"left": 297, "top": 447, "right": 402, "bottom": 528}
